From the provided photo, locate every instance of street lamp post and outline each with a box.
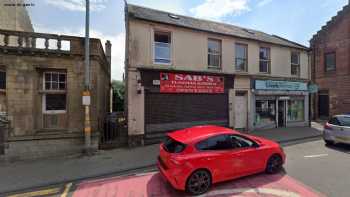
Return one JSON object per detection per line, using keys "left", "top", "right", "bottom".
{"left": 83, "top": 0, "right": 92, "bottom": 154}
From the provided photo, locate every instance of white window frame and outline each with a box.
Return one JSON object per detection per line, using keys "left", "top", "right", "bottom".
{"left": 42, "top": 71, "right": 67, "bottom": 114}
{"left": 291, "top": 52, "right": 300, "bottom": 76}
{"left": 235, "top": 43, "right": 248, "bottom": 72}
{"left": 208, "top": 38, "right": 222, "bottom": 69}
{"left": 259, "top": 47, "right": 271, "bottom": 73}
{"left": 153, "top": 31, "right": 172, "bottom": 65}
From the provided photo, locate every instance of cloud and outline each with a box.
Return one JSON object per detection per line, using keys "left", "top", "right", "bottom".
{"left": 34, "top": 24, "right": 125, "bottom": 80}
{"left": 45, "top": 0, "right": 108, "bottom": 12}
{"left": 257, "top": 0, "right": 273, "bottom": 7}
{"left": 190, "top": 0, "right": 250, "bottom": 20}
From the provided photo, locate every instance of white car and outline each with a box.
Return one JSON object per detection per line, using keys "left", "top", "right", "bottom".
{"left": 323, "top": 115, "right": 350, "bottom": 145}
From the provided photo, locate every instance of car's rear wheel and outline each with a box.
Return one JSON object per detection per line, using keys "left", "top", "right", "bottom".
{"left": 266, "top": 154, "right": 283, "bottom": 174}
{"left": 186, "top": 170, "right": 211, "bottom": 195}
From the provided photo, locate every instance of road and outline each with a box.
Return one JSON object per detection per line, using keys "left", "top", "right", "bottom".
{"left": 4, "top": 139, "right": 350, "bottom": 197}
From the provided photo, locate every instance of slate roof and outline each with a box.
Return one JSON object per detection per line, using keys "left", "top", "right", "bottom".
{"left": 127, "top": 4, "right": 308, "bottom": 50}
{"left": 311, "top": 3, "right": 350, "bottom": 43}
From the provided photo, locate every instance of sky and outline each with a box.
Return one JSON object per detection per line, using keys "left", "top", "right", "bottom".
{"left": 26, "top": 0, "right": 349, "bottom": 80}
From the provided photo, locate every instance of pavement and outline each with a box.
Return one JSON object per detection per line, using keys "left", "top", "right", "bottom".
{"left": 0, "top": 122, "right": 324, "bottom": 195}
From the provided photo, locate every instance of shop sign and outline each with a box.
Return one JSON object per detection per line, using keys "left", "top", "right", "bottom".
{"left": 160, "top": 72, "right": 224, "bottom": 93}
{"left": 255, "top": 80, "right": 307, "bottom": 91}
{"left": 308, "top": 84, "right": 318, "bottom": 93}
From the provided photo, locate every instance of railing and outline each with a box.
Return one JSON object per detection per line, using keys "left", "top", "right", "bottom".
{"left": 100, "top": 112, "right": 128, "bottom": 149}
{"left": 0, "top": 29, "right": 71, "bottom": 53}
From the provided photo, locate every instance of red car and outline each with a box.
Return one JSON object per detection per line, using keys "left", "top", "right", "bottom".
{"left": 157, "top": 125, "right": 286, "bottom": 195}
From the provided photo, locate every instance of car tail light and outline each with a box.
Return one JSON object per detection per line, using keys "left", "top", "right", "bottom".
{"left": 324, "top": 123, "right": 333, "bottom": 130}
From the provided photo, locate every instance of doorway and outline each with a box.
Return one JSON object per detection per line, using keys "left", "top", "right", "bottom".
{"left": 318, "top": 93, "right": 329, "bottom": 119}
{"left": 235, "top": 91, "right": 248, "bottom": 130}
{"left": 278, "top": 100, "right": 286, "bottom": 127}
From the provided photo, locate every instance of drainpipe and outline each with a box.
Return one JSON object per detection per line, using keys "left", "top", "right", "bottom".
{"left": 83, "top": 0, "right": 92, "bottom": 155}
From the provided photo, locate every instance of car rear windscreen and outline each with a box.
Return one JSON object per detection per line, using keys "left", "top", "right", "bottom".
{"left": 163, "top": 136, "right": 186, "bottom": 153}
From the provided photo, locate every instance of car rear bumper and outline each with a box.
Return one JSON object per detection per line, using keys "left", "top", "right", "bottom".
{"left": 157, "top": 157, "right": 185, "bottom": 191}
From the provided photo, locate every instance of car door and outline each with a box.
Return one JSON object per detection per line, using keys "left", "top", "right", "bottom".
{"left": 195, "top": 134, "right": 234, "bottom": 182}
{"left": 228, "top": 135, "right": 264, "bottom": 176}
{"left": 334, "top": 116, "right": 350, "bottom": 143}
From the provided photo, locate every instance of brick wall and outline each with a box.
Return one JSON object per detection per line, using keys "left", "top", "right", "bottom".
{"left": 311, "top": 5, "right": 350, "bottom": 118}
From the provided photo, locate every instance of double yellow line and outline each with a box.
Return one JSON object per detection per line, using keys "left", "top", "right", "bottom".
{"left": 7, "top": 182, "right": 73, "bottom": 197}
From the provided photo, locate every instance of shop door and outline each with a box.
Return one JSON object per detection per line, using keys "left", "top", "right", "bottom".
{"left": 235, "top": 93, "right": 247, "bottom": 129}
{"left": 278, "top": 100, "right": 286, "bottom": 127}
{"left": 318, "top": 94, "right": 329, "bottom": 119}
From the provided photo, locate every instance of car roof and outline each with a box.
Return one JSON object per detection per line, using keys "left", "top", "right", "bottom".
{"left": 167, "top": 125, "right": 238, "bottom": 144}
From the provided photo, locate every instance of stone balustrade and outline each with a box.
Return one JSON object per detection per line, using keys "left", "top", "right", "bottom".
{"left": 0, "top": 29, "right": 71, "bottom": 53}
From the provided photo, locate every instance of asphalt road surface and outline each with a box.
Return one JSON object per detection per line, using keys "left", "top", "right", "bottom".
{"left": 4, "top": 139, "right": 350, "bottom": 197}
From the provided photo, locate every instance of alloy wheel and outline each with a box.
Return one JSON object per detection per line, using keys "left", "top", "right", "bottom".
{"left": 266, "top": 155, "right": 282, "bottom": 174}
{"left": 186, "top": 170, "right": 211, "bottom": 195}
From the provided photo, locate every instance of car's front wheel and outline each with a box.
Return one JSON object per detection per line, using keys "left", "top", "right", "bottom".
{"left": 186, "top": 170, "right": 211, "bottom": 195}
{"left": 266, "top": 154, "right": 283, "bottom": 174}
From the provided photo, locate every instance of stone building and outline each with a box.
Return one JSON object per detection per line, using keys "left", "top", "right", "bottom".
{"left": 0, "top": 29, "right": 111, "bottom": 160}
{"left": 0, "top": 0, "right": 34, "bottom": 32}
{"left": 125, "top": 4, "right": 310, "bottom": 145}
{"left": 310, "top": 2, "right": 350, "bottom": 119}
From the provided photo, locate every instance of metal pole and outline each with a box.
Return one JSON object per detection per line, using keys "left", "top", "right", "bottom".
{"left": 84, "top": 0, "right": 92, "bottom": 154}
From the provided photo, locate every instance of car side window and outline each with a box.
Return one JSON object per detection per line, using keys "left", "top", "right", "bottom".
{"left": 196, "top": 135, "right": 232, "bottom": 151}
{"left": 230, "top": 135, "right": 256, "bottom": 148}
{"left": 329, "top": 117, "right": 340, "bottom": 126}
{"left": 337, "top": 116, "right": 350, "bottom": 127}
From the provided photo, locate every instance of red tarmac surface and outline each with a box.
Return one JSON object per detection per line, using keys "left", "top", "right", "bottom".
{"left": 73, "top": 171, "right": 325, "bottom": 197}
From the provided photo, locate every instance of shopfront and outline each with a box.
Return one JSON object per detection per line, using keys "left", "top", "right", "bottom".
{"left": 253, "top": 79, "right": 309, "bottom": 129}
{"left": 140, "top": 69, "right": 234, "bottom": 142}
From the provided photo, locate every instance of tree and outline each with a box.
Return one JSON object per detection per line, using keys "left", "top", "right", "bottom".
{"left": 112, "top": 80, "right": 125, "bottom": 112}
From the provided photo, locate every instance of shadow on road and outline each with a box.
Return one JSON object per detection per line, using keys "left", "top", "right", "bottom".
{"left": 325, "top": 143, "right": 350, "bottom": 154}
{"left": 146, "top": 171, "right": 287, "bottom": 196}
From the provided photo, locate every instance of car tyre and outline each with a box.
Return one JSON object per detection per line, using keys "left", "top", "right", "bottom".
{"left": 266, "top": 154, "right": 283, "bottom": 174}
{"left": 186, "top": 169, "right": 211, "bottom": 196}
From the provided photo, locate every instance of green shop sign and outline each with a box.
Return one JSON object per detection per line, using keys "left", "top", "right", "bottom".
{"left": 255, "top": 80, "right": 308, "bottom": 91}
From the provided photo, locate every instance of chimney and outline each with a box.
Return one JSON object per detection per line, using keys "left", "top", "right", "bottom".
{"left": 105, "top": 40, "right": 112, "bottom": 65}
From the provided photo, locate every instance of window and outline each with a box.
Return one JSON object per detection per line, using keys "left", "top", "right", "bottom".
{"left": 336, "top": 116, "right": 350, "bottom": 127}
{"left": 230, "top": 135, "right": 257, "bottom": 148}
{"left": 208, "top": 39, "right": 221, "bottom": 69}
{"left": 196, "top": 135, "right": 232, "bottom": 151}
{"left": 44, "top": 72, "right": 66, "bottom": 90}
{"left": 43, "top": 72, "right": 67, "bottom": 113}
{"left": 291, "top": 52, "right": 300, "bottom": 76}
{"left": 325, "top": 52, "right": 336, "bottom": 72}
{"left": 0, "top": 71, "right": 6, "bottom": 90}
{"left": 328, "top": 117, "right": 340, "bottom": 126}
{"left": 256, "top": 100, "right": 276, "bottom": 126}
{"left": 259, "top": 47, "right": 270, "bottom": 73}
{"left": 287, "top": 99, "right": 304, "bottom": 121}
{"left": 154, "top": 31, "right": 171, "bottom": 64}
{"left": 235, "top": 43, "right": 247, "bottom": 72}
{"left": 163, "top": 136, "right": 186, "bottom": 153}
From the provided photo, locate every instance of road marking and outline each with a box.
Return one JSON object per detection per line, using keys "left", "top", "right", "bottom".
{"left": 199, "top": 188, "right": 300, "bottom": 197}
{"left": 60, "top": 183, "right": 73, "bottom": 197}
{"left": 304, "top": 154, "right": 328, "bottom": 158}
{"left": 7, "top": 188, "right": 60, "bottom": 197}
